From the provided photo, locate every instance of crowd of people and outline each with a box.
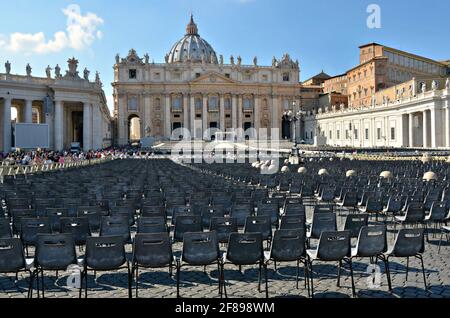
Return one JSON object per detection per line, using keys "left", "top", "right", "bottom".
{"left": 0, "top": 147, "right": 158, "bottom": 166}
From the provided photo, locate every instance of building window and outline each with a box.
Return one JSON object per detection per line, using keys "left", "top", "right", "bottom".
{"left": 243, "top": 74, "right": 252, "bottom": 81}
{"left": 354, "top": 129, "right": 358, "bottom": 140}
{"left": 172, "top": 97, "right": 182, "bottom": 112}
{"left": 345, "top": 130, "right": 349, "bottom": 139}
{"left": 195, "top": 73, "right": 201, "bottom": 78}
{"left": 172, "top": 72, "right": 181, "bottom": 80}
{"left": 283, "top": 73, "right": 290, "bottom": 82}
{"left": 128, "top": 97, "right": 138, "bottom": 111}
{"left": 243, "top": 98, "right": 253, "bottom": 112}
{"left": 329, "top": 131, "right": 332, "bottom": 139}
{"left": 209, "top": 97, "right": 218, "bottom": 112}
{"left": 365, "top": 129, "right": 369, "bottom": 140}
{"left": 154, "top": 73, "right": 161, "bottom": 80}
{"left": 377, "top": 128, "right": 382, "bottom": 140}
{"left": 337, "top": 130, "right": 340, "bottom": 139}
{"left": 262, "top": 75, "right": 268, "bottom": 82}
{"left": 224, "top": 98, "right": 231, "bottom": 111}
{"left": 129, "top": 69, "right": 137, "bottom": 79}
{"left": 225, "top": 73, "right": 230, "bottom": 78}
{"left": 195, "top": 98, "right": 202, "bottom": 111}
{"left": 391, "top": 127, "right": 396, "bottom": 140}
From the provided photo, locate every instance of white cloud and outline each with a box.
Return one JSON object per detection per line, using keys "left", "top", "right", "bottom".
{"left": 0, "top": 4, "right": 103, "bottom": 55}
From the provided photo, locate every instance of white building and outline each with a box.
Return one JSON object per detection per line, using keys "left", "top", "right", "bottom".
{"left": 0, "top": 58, "right": 112, "bottom": 152}
{"left": 305, "top": 78, "right": 450, "bottom": 148}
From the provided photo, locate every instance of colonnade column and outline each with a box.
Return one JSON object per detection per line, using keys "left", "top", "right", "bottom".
{"left": 202, "top": 96, "right": 208, "bottom": 140}
{"left": 190, "top": 95, "right": 196, "bottom": 139}
{"left": 25, "top": 99, "right": 33, "bottom": 123}
{"left": 3, "top": 97, "right": 12, "bottom": 152}
{"left": 82, "top": 102, "right": 91, "bottom": 151}
{"left": 423, "top": 110, "right": 429, "bottom": 148}
{"left": 446, "top": 102, "right": 450, "bottom": 148}
{"left": 254, "top": 96, "right": 260, "bottom": 138}
{"left": 408, "top": 113, "right": 414, "bottom": 148}
{"left": 55, "top": 100, "right": 64, "bottom": 151}
{"left": 232, "top": 95, "right": 237, "bottom": 131}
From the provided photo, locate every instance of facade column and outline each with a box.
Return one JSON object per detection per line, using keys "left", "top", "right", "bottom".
{"left": 219, "top": 95, "right": 225, "bottom": 131}
{"left": 92, "top": 105, "right": 102, "bottom": 150}
{"left": 423, "top": 110, "right": 429, "bottom": 148}
{"left": 232, "top": 95, "right": 237, "bottom": 130}
{"left": 408, "top": 113, "right": 414, "bottom": 148}
{"left": 272, "top": 96, "right": 279, "bottom": 140}
{"left": 25, "top": 99, "right": 33, "bottom": 123}
{"left": 82, "top": 102, "right": 91, "bottom": 151}
{"left": 254, "top": 96, "right": 260, "bottom": 138}
{"left": 430, "top": 107, "right": 439, "bottom": 148}
{"left": 237, "top": 95, "right": 243, "bottom": 131}
{"left": 3, "top": 97, "right": 12, "bottom": 152}
{"left": 202, "top": 95, "right": 208, "bottom": 139}
{"left": 446, "top": 103, "right": 450, "bottom": 148}
{"left": 183, "top": 94, "right": 189, "bottom": 131}
{"left": 190, "top": 95, "right": 196, "bottom": 139}
{"left": 164, "top": 95, "right": 171, "bottom": 138}
{"left": 117, "top": 95, "right": 127, "bottom": 146}
{"left": 55, "top": 100, "right": 64, "bottom": 151}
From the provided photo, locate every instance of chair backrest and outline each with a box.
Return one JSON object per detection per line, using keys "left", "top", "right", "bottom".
{"left": 279, "top": 215, "right": 305, "bottom": 230}
{"left": 137, "top": 217, "right": 167, "bottom": 234}
{"left": 174, "top": 215, "right": 202, "bottom": 242}
{"left": 316, "top": 231, "right": 351, "bottom": 261}
{"left": 45, "top": 208, "right": 69, "bottom": 232}
{"left": 284, "top": 204, "right": 306, "bottom": 216}
{"left": 231, "top": 205, "right": 253, "bottom": 227}
{"left": 201, "top": 207, "right": 226, "bottom": 229}
{"left": 392, "top": 228, "right": 425, "bottom": 257}
{"left": 313, "top": 205, "right": 334, "bottom": 214}
{"left": 226, "top": 233, "right": 263, "bottom": 265}
{"left": 270, "top": 229, "right": 306, "bottom": 262}
{"left": 429, "top": 202, "right": 448, "bottom": 221}
{"left": 244, "top": 216, "right": 272, "bottom": 240}
{"left": 256, "top": 205, "right": 279, "bottom": 225}
{"left": 133, "top": 233, "right": 173, "bottom": 267}
{"left": 385, "top": 196, "right": 403, "bottom": 213}
{"left": 355, "top": 225, "right": 387, "bottom": 257}
{"left": 343, "top": 214, "right": 369, "bottom": 238}
{"left": 36, "top": 233, "right": 77, "bottom": 270}
{"left": 100, "top": 215, "right": 131, "bottom": 244}
{"left": 0, "top": 238, "right": 25, "bottom": 272}
{"left": 404, "top": 203, "right": 425, "bottom": 223}
{"left": 20, "top": 217, "right": 52, "bottom": 245}
{"left": 182, "top": 231, "right": 219, "bottom": 265}
{"left": 77, "top": 207, "right": 103, "bottom": 233}
{"left": 310, "top": 212, "right": 337, "bottom": 239}
{"left": 85, "top": 236, "right": 126, "bottom": 270}
{"left": 209, "top": 217, "right": 238, "bottom": 243}
{"left": 60, "top": 217, "right": 91, "bottom": 245}
{"left": 0, "top": 218, "right": 12, "bottom": 239}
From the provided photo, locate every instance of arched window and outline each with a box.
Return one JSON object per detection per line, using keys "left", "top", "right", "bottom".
{"left": 172, "top": 96, "right": 182, "bottom": 112}
{"left": 243, "top": 98, "right": 253, "bottom": 111}
{"left": 283, "top": 73, "right": 290, "bottom": 81}
{"left": 208, "top": 96, "right": 218, "bottom": 112}
{"left": 195, "top": 98, "right": 202, "bottom": 111}
{"left": 224, "top": 98, "right": 231, "bottom": 111}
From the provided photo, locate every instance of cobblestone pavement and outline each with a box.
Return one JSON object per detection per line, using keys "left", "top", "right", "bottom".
{"left": 1, "top": 204, "right": 449, "bottom": 299}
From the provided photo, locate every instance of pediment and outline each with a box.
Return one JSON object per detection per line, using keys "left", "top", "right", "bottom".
{"left": 190, "top": 72, "right": 237, "bottom": 84}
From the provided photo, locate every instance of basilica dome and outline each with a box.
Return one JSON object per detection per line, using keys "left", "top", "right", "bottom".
{"left": 166, "top": 15, "right": 218, "bottom": 64}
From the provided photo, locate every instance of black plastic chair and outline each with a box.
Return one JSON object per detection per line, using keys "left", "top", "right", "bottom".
{"left": 343, "top": 214, "right": 369, "bottom": 238}
{"left": 100, "top": 215, "right": 131, "bottom": 244}
{"left": 265, "top": 229, "right": 309, "bottom": 296}
{"left": 0, "top": 218, "right": 12, "bottom": 239}
{"left": 279, "top": 215, "right": 306, "bottom": 230}
{"left": 351, "top": 226, "right": 390, "bottom": 291}
{"left": 201, "top": 207, "right": 226, "bottom": 229}
{"left": 45, "top": 208, "right": 69, "bottom": 233}
{"left": 80, "top": 235, "right": 131, "bottom": 298}
{"left": 306, "top": 231, "right": 355, "bottom": 298}
{"left": 244, "top": 216, "right": 273, "bottom": 246}
{"left": 384, "top": 228, "right": 427, "bottom": 290}
{"left": 20, "top": 218, "right": 52, "bottom": 254}
{"left": 424, "top": 202, "right": 449, "bottom": 241}
{"left": 221, "top": 233, "right": 267, "bottom": 298}
{"left": 177, "top": 231, "right": 221, "bottom": 298}
{"left": 60, "top": 217, "right": 91, "bottom": 246}
{"left": 307, "top": 212, "right": 337, "bottom": 245}
{"left": 394, "top": 203, "right": 426, "bottom": 232}
{"left": 438, "top": 226, "right": 450, "bottom": 253}
{"left": 35, "top": 233, "right": 78, "bottom": 298}
{"left": 0, "top": 238, "right": 34, "bottom": 298}
{"left": 131, "top": 233, "right": 174, "bottom": 297}
{"left": 210, "top": 217, "right": 238, "bottom": 244}
{"left": 359, "top": 198, "right": 384, "bottom": 221}
{"left": 230, "top": 205, "right": 253, "bottom": 227}
{"left": 77, "top": 206, "right": 105, "bottom": 233}
{"left": 137, "top": 217, "right": 167, "bottom": 234}
{"left": 173, "top": 215, "right": 202, "bottom": 243}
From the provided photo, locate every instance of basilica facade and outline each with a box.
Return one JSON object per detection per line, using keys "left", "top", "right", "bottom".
{"left": 112, "top": 16, "right": 318, "bottom": 145}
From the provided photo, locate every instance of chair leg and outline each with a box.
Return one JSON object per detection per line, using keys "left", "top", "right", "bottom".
{"left": 258, "top": 262, "right": 262, "bottom": 293}
{"left": 85, "top": 269, "right": 88, "bottom": 298}
{"left": 78, "top": 271, "right": 83, "bottom": 299}
{"left": 382, "top": 257, "right": 392, "bottom": 291}
{"left": 176, "top": 263, "right": 181, "bottom": 299}
{"left": 417, "top": 255, "right": 427, "bottom": 290}
{"left": 309, "top": 261, "right": 314, "bottom": 298}
{"left": 348, "top": 259, "right": 356, "bottom": 298}
{"left": 221, "top": 264, "right": 228, "bottom": 298}
{"left": 406, "top": 257, "right": 409, "bottom": 281}
{"left": 40, "top": 269, "right": 45, "bottom": 298}
{"left": 296, "top": 260, "right": 300, "bottom": 289}
{"left": 337, "top": 260, "right": 342, "bottom": 287}
{"left": 27, "top": 271, "right": 34, "bottom": 299}
{"left": 304, "top": 261, "right": 310, "bottom": 298}
{"left": 127, "top": 263, "right": 132, "bottom": 299}
{"left": 264, "top": 263, "right": 268, "bottom": 299}
{"left": 135, "top": 265, "right": 139, "bottom": 298}
{"left": 439, "top": 229, "right": 445, "bottom": 253}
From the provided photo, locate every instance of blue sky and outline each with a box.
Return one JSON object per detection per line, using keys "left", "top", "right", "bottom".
{"left": 1, "top": 0, "right": 449, "bottom": 113}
